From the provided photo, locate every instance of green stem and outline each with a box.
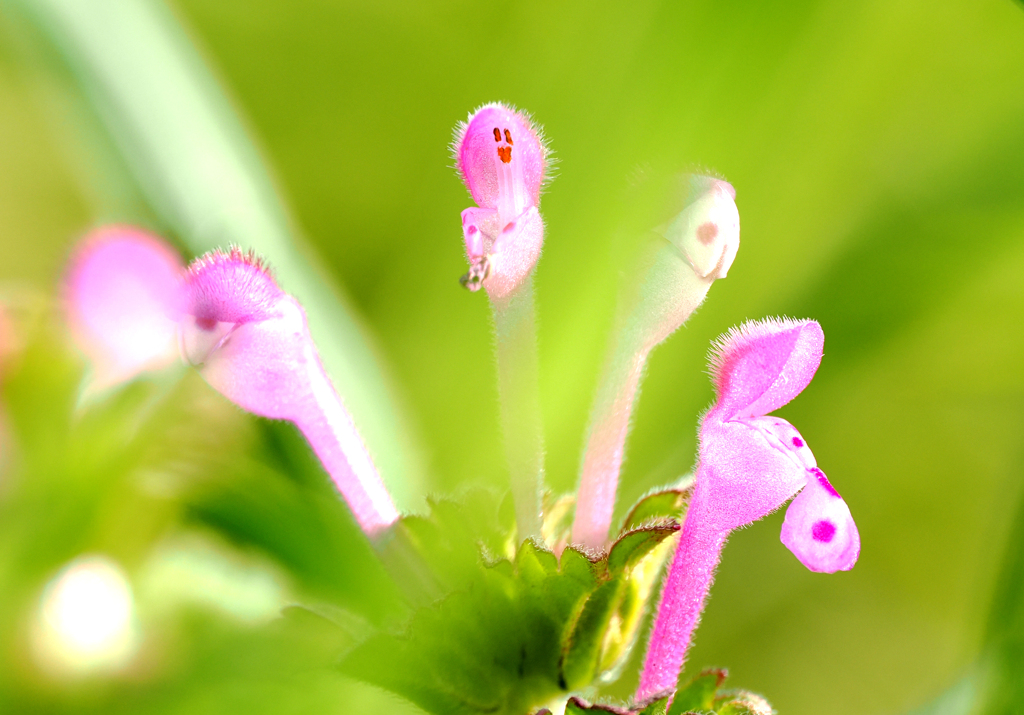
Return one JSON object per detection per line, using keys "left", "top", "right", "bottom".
{"left": 491, "top": 276, "right": 544, "bottom": 541}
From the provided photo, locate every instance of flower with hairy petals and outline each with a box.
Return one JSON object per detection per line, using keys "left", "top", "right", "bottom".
{"left": 454, "top": 103, "right": 549, "bottom": 299}
{"left": 179, "top": 248, "right": 399, "bottom": 535}
{"left": 62, "top": 228, "right": 398, "bottom": 537}
{"left": 638, "top": 318, "right": 859, "bottom": 701}
{"left": 699, "top": 317, "right": 859, "bottom": 562}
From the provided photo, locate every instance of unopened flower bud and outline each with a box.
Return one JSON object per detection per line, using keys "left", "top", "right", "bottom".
{"left": 660, "top": 176, "right": 739, "bottom": 280}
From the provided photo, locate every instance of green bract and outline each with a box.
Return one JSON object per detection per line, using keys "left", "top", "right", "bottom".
{"left": 340, "top": 488, "right": 690, "bottom": 715}
{"left": 566, "top": 668, "right": 773, "bottom": 715}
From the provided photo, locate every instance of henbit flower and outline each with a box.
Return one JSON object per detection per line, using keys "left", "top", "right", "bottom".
{"left": 179, "top": 249, "right": 400, "bottom": 536}
{"left": 636, "top": 318, "right": 859, "bottom": 701}
{"left": 571, "top": 176, "right": 739, "bottom": 551}
{"left": 454, "top": 103, "right": 548, "bottom": 299}
{"left": 63, "top": 226, "right": 183, "bottom": 388}
{"left": 62, "top": 228, "right": 399, "bottom": 538}
{"left": 453, "top": 103, "right": 551, "bottom": 540}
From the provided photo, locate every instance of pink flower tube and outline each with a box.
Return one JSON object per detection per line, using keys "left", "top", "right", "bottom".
{"left": 637, "top": 318, "right": 859, "bottom": 701}
{"left": 179, "top": 249, "right": 399, "bottom": 536}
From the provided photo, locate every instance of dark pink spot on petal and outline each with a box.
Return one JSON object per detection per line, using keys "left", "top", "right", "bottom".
{"left": 792, "top": 437, "right": 804, "bottom": 448}
{"left": 696, "top": 221, "right": 719, "bottom": 245}
{"left": 812, "top": 520, "right": 836, "bottom": 543}
{"left": 467, "top": 225, "right": 478, "bottom": 234}
{"left": 503, "top": 221, "right": 516, "bottom": 233}
{"left": 195, "top": 316, "right": 218, "bottom": 331}
{"left": 809, "top": 467, "right": 841, "bottom": 498}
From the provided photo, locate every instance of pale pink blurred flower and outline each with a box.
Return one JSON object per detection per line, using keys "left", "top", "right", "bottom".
{"left": 572, "top": 175, "right": 740, "bottom": 551}
{"left": 63, "top": 226, "right": 183, "bottom": 388}
{"left": 179, "top": 249, "right": 398, "bottom": 535}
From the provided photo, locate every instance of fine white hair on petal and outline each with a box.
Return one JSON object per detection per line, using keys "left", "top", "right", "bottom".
{"left": 184, "top": 246, "right": 283, "bottom": 322}
{"left": 705, "top": 316, "right": 813, "bottom": 384}
{"left": 449, "top": 101, "right": 557, "bottom": 192}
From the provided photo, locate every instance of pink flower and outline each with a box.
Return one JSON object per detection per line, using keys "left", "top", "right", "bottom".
{"left": 453, "top": 103, "right": 549, "bottom": 299}
{"left": 179, "top": 248, "right": 399, "bottom": 535}
{"left": 62, "top": 229, "right": 398, "bottom": 537}
{"left": 63, "top": 226, "right": 183, "bottom": 388}
{"left": 637, "top": 318, "right": 859, "bottom": 701}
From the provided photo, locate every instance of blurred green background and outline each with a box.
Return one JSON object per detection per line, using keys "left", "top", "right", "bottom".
{"left": 1, "top": 0, "right": 1023, "bottom": 713}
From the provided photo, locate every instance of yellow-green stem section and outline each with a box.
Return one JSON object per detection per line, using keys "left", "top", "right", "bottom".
{"left": 491, "top": 276, "right": 544, "bottom": 541}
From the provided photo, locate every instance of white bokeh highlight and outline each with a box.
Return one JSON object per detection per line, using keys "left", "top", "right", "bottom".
{"left": 32, "top": 555, "right": 140, "bottom": 676}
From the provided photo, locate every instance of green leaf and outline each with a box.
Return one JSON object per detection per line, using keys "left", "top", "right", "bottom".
{"left": 561, "top": 577, "right": 625, "bottom": 690}
{"left": 667, "top": 668, "right": 728, "bottom": 715}
{"left": 341, "top": 491, "right": 679, "bottom": 715}
{"left": 607, "top": 522, "right": 681, "bottom": 574}
{"left": 620, "top": 486, "right": 692, "bottom": 534}
{"left": 565, "top": 696, "right": 634, "bottom": 714}
{"left": 712, "top": 690, "right": 774, "bottom": 715}
{"left": 636, "top": 697, "right": 670, "bottom": 715}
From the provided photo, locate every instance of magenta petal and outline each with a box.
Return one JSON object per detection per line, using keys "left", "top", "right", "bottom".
{"left": 781, "top": 469, "right": 860, "bottom": 573}
{"left": 181, "top": 251, "right": 306, "bottom": 419}
{"left": 708, "top": 318, "right": 824, "bottom": 421}
{"left": 64, "top": 226, "right": 183, "bottom": 386}
{"left": 184, "top": 248, "right": 283, "bottom": 324}
{"left": 485, "top": 206, "right": 544, "bottom": 300}
{"left": 196, "top": 298, "right": 311, "bottom": 420}
{"left": 699, "top": 420, "right": 808, "bottom": 531}
{"left": 455, "top": 103, "right": 547, "bottom": 211}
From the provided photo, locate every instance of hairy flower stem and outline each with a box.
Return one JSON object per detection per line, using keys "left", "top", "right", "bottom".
{"left": 572, "top": 340, "right": 649, "bottom": 551}
{"left": 296, "top": 345, "right": 400, "bottom": 537}
{"left": 491, "top": 276, "right": 545, "bottom": 541}
{"left": 572, "top": 241, "right": 716, "bottom": 551}
{"left": 637, "top": 477, "right": 725, "bottom": 701}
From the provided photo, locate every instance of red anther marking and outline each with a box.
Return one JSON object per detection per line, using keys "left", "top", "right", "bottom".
{"left": 497, "top": 146, "right": 512, "bottom": 163}
{"left": 504, "top": 128, "right": 513, "bottom": 144}
{"left": 493, "top": 127, "right": 501, "bottom": 142}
